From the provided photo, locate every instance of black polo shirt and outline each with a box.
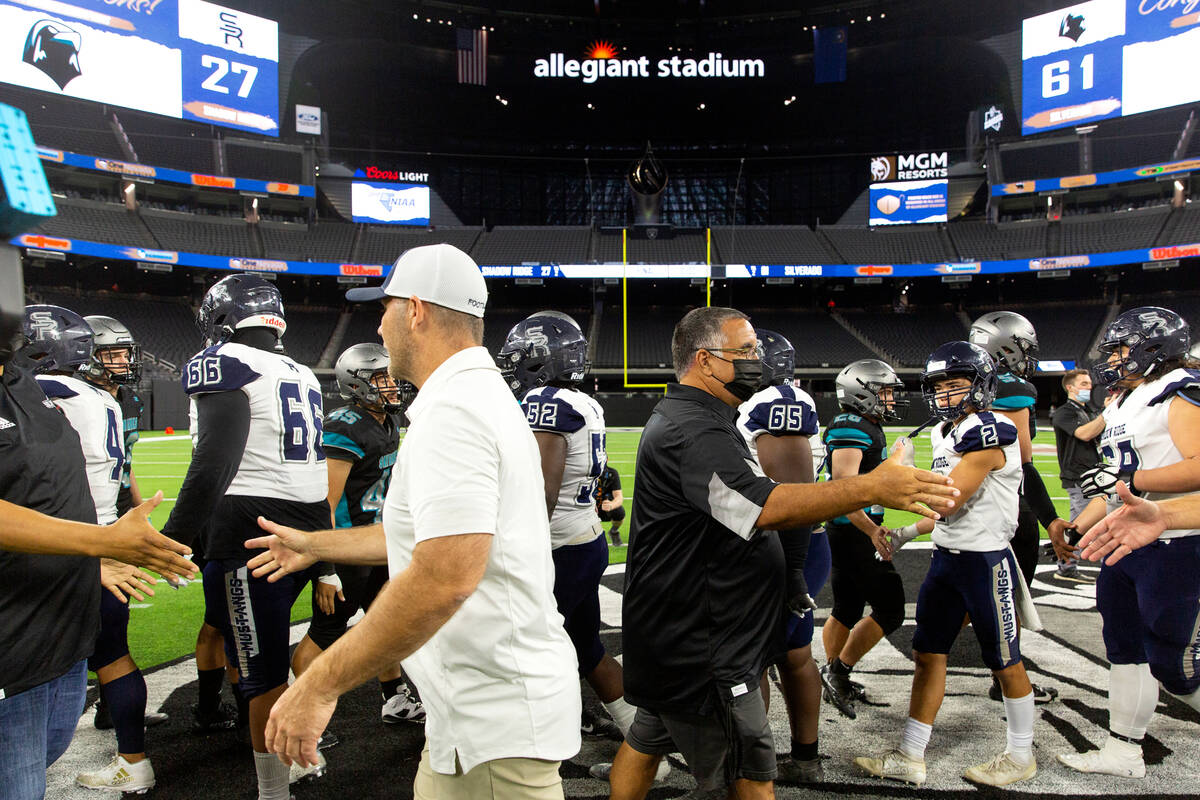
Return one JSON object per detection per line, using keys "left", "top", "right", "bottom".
{"left": 0, "top": 364, "right": 100, "bottom": 698}
{"left": 1052, "top": 399, "right": 1101, "bottom": 487}
{"left": 623, "top": 383, "right": 782, "bottom": 715}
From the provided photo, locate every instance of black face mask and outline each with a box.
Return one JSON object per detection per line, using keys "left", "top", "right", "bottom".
{"left": 710, "top": 354, "right": 763, "bottom": 402}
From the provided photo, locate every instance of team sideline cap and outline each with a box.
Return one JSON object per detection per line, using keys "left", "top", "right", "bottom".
{"left": 345, "top": 243, "right": 488, "bottom": 318}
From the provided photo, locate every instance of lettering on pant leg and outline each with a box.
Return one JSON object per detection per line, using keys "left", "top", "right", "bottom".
{"left": 1184, "top": 598, "right": 1200, "bottom": 682}
{"left": 991, "top": 557, "right": 1017, "bottom": 665}
{"left": 226, "top": 567, "right": 259, "bottom": 677}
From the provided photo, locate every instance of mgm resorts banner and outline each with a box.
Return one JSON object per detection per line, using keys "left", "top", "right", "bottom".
{"left": 869, "top": 179, "right": 948, "bottom": 226}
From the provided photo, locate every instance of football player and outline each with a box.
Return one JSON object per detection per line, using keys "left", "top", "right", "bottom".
{"left": 497, "top": 312, "right": 650, "bottom": 773}
{"left": 81, "top": 316, "right": 146, "bottom": 519}
{"left": 1056, "top": 307, "right": 1200, "bottom": 779}
{"left": 733, "top": 329, "right": 827, "bottom": 783}
{"left": 969, "top": 311, "right": 1067, "bottom": 704}
{"left": 819, "top": 359, "right": 907, "bottom": 719}
{"left": 161, "top": 275, "right": 329, "bottom": 800}
{"left": 855, "top": 342, "right": 1037, "bottom": 787}
{"left": 289, "top": 344, "right": 423, "bottom": 731}
{"left": 19, "top": 306, "right": 162, "bottom": 793}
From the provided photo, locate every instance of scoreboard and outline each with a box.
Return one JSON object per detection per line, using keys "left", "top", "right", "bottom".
{"left": 1022, "top": 0, "right": 1200, "bottom": 135}
{"left": 0, "top": 0, "right": 278, "bottom": 135}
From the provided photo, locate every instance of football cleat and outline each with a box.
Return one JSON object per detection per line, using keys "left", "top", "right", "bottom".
{"left": 288, "top": 750, "right": 327, "bottom": 784}
{"left": 775, "top": 756, "right": 824, "bottom": 784}
{"left": 1057, "top": 739, "right": 1146, "bottom": 778}
{"left": 317, "top": 730, "right": 339, "bottom": 750}
{"left": 853, "top": 749, "right": 926, "bottom": 786}
{"left": 588, "top": 758, "right": 671, "bottom": 782}
{"left": 580, "top": 708, "right": 623, "bottom": 740}
{"left": 76, "top": 755, "right": 155, "bottom": 793}
{"left": 989, "top": 679, "right": 1058, "bottom": 704}
{"left": 819, "top": 664, "right": 858, "bottom": 719}
{"left": 193, "top": 701, "right": 238, "bottom": 732}
{"left": 964, "top": 751, "right": 1036, "bottom": 786}
{"left": 381, "top": 686, "right": 426, "bottom": 724}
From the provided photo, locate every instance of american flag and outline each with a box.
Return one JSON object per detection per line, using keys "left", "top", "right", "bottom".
{"left": 456, "top": 28, "right": 487, "bottom": 85}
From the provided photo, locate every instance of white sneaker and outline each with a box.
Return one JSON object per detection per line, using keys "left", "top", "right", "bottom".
{"left": 588, "top": 758, "right": 671, "bottom": 782}
{"left": 853, "top": 749, "right": 926, "bottom": 786}
{"left": 964, "top": 751, "right": 1037, "bottom": 786}
{"left": 288, "top": 750, "right": 327, "bottom": 784}
{"left": 76, "top": 755, "right": 155, "bottom": 793}
{"left": 381, "top": 687, "right": 426, "bottom": 724}
{"left": 1057, "top": 738, "right": 1146, "bottom": 778}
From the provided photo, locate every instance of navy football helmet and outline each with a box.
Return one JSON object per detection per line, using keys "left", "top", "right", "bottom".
{"left": 16, "top": 304, "right": 94, "bottom": 374}
{"left": 755, "top": 329, "right": 794, "bottom": 388}
{"left": 197, "top": 274, "right": 286, "bottom": 345}
{"left": 81, "top": 315, "right": 141, "bottom": 385}
{"left": 1093, "top": 306, "right": 1190, "bottom": 387}
{"left": 496, "top": 311, "right": 588, "bottom": 396}
{"left": 969, "top": 311, "right": 1039, "bottom": 379}
{"left": 836, "top": 359, "right": 907, "bottom": 422}
{"left": 921, "top": 341, "right": 998, "bottom": 420}
{"left": 334, "top": 343, "right": 415, "bottom": 414}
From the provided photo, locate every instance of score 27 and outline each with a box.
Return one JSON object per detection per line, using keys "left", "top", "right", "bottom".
{"left": 200, "top": 55, "right": 259, "bottom": 99}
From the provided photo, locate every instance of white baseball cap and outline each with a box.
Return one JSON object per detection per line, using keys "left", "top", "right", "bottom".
{"left": 345, "top": 243, "right": 487, "bottom": 318}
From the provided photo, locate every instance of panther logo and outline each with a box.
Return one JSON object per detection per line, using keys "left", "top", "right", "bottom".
{"left": 1059, "top": 13, "right": 1085, "bottom": 42}
{"left": 23, "top": 20, "right": 82, "bottom": 90}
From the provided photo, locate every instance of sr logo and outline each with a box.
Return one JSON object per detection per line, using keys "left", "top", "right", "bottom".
{"left": 27, "top": 310, "right": 58, "bottom": 340}
{"left": 525, "top": 324, "right": 550, "bottom": 357}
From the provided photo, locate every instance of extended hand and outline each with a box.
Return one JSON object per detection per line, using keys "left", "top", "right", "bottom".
{"left": 1077, "top": 481, "right": 1164, "bottom": 565}
{"left": 1046, "top": 518, "right": 1079, "bottom": 562}
{"left": 245, "top": 517, "right": 318, "bottom": 581}
{"left": 871, "top": 444, "right": 958, "bottom": 519}
{"left": 99, "top": 559, "right": 157, "bottom": 603}
{"left": 265, "top": 675, "right": 338, "bottom": 767}
{"left": 108, "top": 492, "right": 196, "bottom": 581}
{"left": 314, "top": 575, "right": 345, "bottom": 615}
{"left": 868, "top": 525, "right": 893, "bottom": 561}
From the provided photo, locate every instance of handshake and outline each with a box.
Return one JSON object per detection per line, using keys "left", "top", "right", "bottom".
{"left": 872, "top": 523, "right": 922, "bottom": 562}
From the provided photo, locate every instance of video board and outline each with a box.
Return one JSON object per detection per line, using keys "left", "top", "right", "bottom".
{"left": 0, "top": 0, "right": 278, "bottom": 135}
{"left": 1021, "top": 0, "right": 1200, "bottom": 134}
{"left": 351, "top": 181, "right": 431, "bottom": 226}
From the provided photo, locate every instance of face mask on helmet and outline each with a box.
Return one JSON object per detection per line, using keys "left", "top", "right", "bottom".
{"left": 1092, "top": 307, "right": 1190, "bottom": 388}
{"left": 496, "top": 315, "right": 589, "bottom": 397}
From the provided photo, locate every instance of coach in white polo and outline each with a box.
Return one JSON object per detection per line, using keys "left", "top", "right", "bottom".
{"left": 246, "top": 243, "right": 581, "bottom": 799}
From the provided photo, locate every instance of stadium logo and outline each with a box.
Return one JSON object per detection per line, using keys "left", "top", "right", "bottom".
{"left": 1149, "top": 243, "right": 1200, "bottom": 260}
{"left": 266, "top": 182, "right": 301, "bottom": 195}
{"left": 23, "top": 20, "right": 81, "bottom": 89}
{"left": 339, "top": 264, "right": 384, "bottom": 277}
{"left": 868, "top": 152, "right": 948, "bottom": 182}
{"left": 533, "top": 51, "right": 765, "bottom": 83}
{"left": 357, "top": 167, "right": 430, "bottom": 183}
{"left": 983, "top": 105, "right": 1004, "bottom": 133}
{"left": 191, "top": 174, "right": 236, "bottom": 189}
{"left": 19, "top": 233, "right": 71, "bottom": 250}
{"left": 1028, "top": 255, "right": 1089, "bottom": 270}
{"left": 935, "top": 262, "right": 981, "bottom": 274}
{"left": 855, "top": 265, "right": 893, "bottom": 277}
{"left": 36, "top": 146, "right": 64, "bottom": 162}
{"left": 95, "top": 159, "right": 156, "bottom": 178}
{"left": 121, "top": 248, "right": 177, "bottom": 263}
{"left": 229, "top": 258, "right": 288, "bottom": 273}
{"left": 1136, "top": 160, "right": 1200, "bottom": 177}
{"left": 1059, "top": 13, "right": 1086, "bottom": 42}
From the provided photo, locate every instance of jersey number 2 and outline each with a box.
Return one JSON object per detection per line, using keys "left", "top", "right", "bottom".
{"left": 279, "top": 382, "right": 325, "bottom": 463}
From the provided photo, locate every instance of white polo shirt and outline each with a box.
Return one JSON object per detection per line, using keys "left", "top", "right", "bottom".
{"left": 383, "top": 346, "right": 581, "bottom": 775}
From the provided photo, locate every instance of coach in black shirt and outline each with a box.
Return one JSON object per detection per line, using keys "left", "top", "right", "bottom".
{"left": 611, "top": 307, "right": 959, "bottom": 799}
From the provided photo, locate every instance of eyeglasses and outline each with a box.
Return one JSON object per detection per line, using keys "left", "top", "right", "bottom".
{"left": 701, "top": 343, "right": 765, "bottom": 359}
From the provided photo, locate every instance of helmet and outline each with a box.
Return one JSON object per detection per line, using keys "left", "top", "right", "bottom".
{"left": 1093, "top": 306, "right": 1190, "bottom": 387}
{"left": 197, "top": 274, "right": 286, "bottom": 345}
{"left": 836, "top": 359, "right": 907, "bottom": 421}
{"left": 81, "top": 315, "right": 141, "bottom": 385}
{"left": 921, "top": 341, "right": 999, "bottom": 421}
{"left": 968, "top": 311, "right": 1039, "bottom": 378}
{"left": 334, "top": 343, "right": 414, "bottom": 414}
{"left": 16, "top": 304, "right": 94, "bottom": 374}
{"left": 496, "top": 311, "right": 588, "bottom": 396}
{"left": 755, "top": 329, "right": 794, "bottom": 387}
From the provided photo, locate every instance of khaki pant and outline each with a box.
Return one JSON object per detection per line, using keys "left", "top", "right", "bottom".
{"left": 413, "top": 742, "right": 564, "bottom": 800}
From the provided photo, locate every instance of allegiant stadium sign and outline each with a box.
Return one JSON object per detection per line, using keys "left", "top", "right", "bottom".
{"left": 534, "top": 52, "right": 766, "bottom": 83}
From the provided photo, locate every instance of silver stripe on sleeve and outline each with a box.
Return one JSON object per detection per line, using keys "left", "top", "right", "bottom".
{"left": 707, "top": 472, "right": 765, "bottom": 541}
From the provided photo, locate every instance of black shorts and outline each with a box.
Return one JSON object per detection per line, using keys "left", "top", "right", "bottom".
{"left": 598, "top": 505, "right": 626, "bottom": 524}
{"left": 307, "top": 565, "right": 389, "bottom": 650}
{"left": 626, "top": 689, "right": 776, "bottom": 790}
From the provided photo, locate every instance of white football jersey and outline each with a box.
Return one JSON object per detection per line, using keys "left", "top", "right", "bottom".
{"left": 1100, "top": 367, "right": 1200, "bottom": 539}
{"left": 37, "top": 374, "right": 124, "bottom": 524}
{"left": 929, "top": 411, "right": 1021, "bottom": 552}
{"left": 183, "top": 342, "right": 327, "bottom": 503}
{"left": 521, "top": 386, "right": 606, "bottom": 548}
{"left": 736, "top": 384, "right": 825, "bottom": 478}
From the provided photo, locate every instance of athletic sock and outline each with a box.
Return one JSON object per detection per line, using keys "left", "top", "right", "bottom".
{"left": 102, "top": 670, "right": 147, "bottom": 755}
{"left": 380, "top": 677, "right": 405, "bottom": 701}
{"left": 899, "top": 717, "right": 932, "bottom": 761}
{"left": 792, "top": 740, "right": 819, "bottom": 761}
{"left": 1109, "top": 663, "right": 1158, "bottom": 740}
{"left": 1002, "top": 691, "right": 1035, "bottom": 765}
{"left": 830, "top": 657, "right": 853, "bottom": 677}
{"left": 253, "top": 750, "right": 291, "bottom": 800}
{"left": 602, "top": 697, "right": 638, "bottom": 737}
{"left": 197, "top": 667, "right": 225, "bottom": 713}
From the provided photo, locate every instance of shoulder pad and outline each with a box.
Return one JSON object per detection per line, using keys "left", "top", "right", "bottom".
{"left": 953, "top": 411, "right": 1018, "bottom": 454}
{"left": 35, "top": 376, "right": 80, "bottom": 399}
{"left": 522, "top": 389, "right": 585, "bottom": 433}
{"left": 745, "top": 386, "right": 819, "bottom": 437}
{"left": 991, "top": 376, "right": 1036, "bottom": 409}
{"left": 824, "top": 415, "right": 875, "bottom": 449}
{"left": 182, "top": 345, "right": 262, "bottom": 395}
{"left": 1149, "top": 368, "right": 1200, "bottom": 407}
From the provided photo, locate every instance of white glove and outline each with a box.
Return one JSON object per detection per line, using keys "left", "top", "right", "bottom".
{"left": 1079, "top": 463, "right": 1126, "bottom": 499}
{"left": 890, "top": 523, "right": 921, "bottom": 552}
{"left": 894, "top": 437, "right": 916, "bottom": 467}
{"left": 317, "top": 572, "right": 344, "bottom": 593}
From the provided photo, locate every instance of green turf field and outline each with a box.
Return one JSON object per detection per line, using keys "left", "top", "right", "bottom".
{"left": 125, "top": 426, "right": 1074, "bottom": 670}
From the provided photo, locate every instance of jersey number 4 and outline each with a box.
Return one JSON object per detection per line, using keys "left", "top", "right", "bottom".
{"left": 279, "top": 381, "right": 325, "bottom": 463}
